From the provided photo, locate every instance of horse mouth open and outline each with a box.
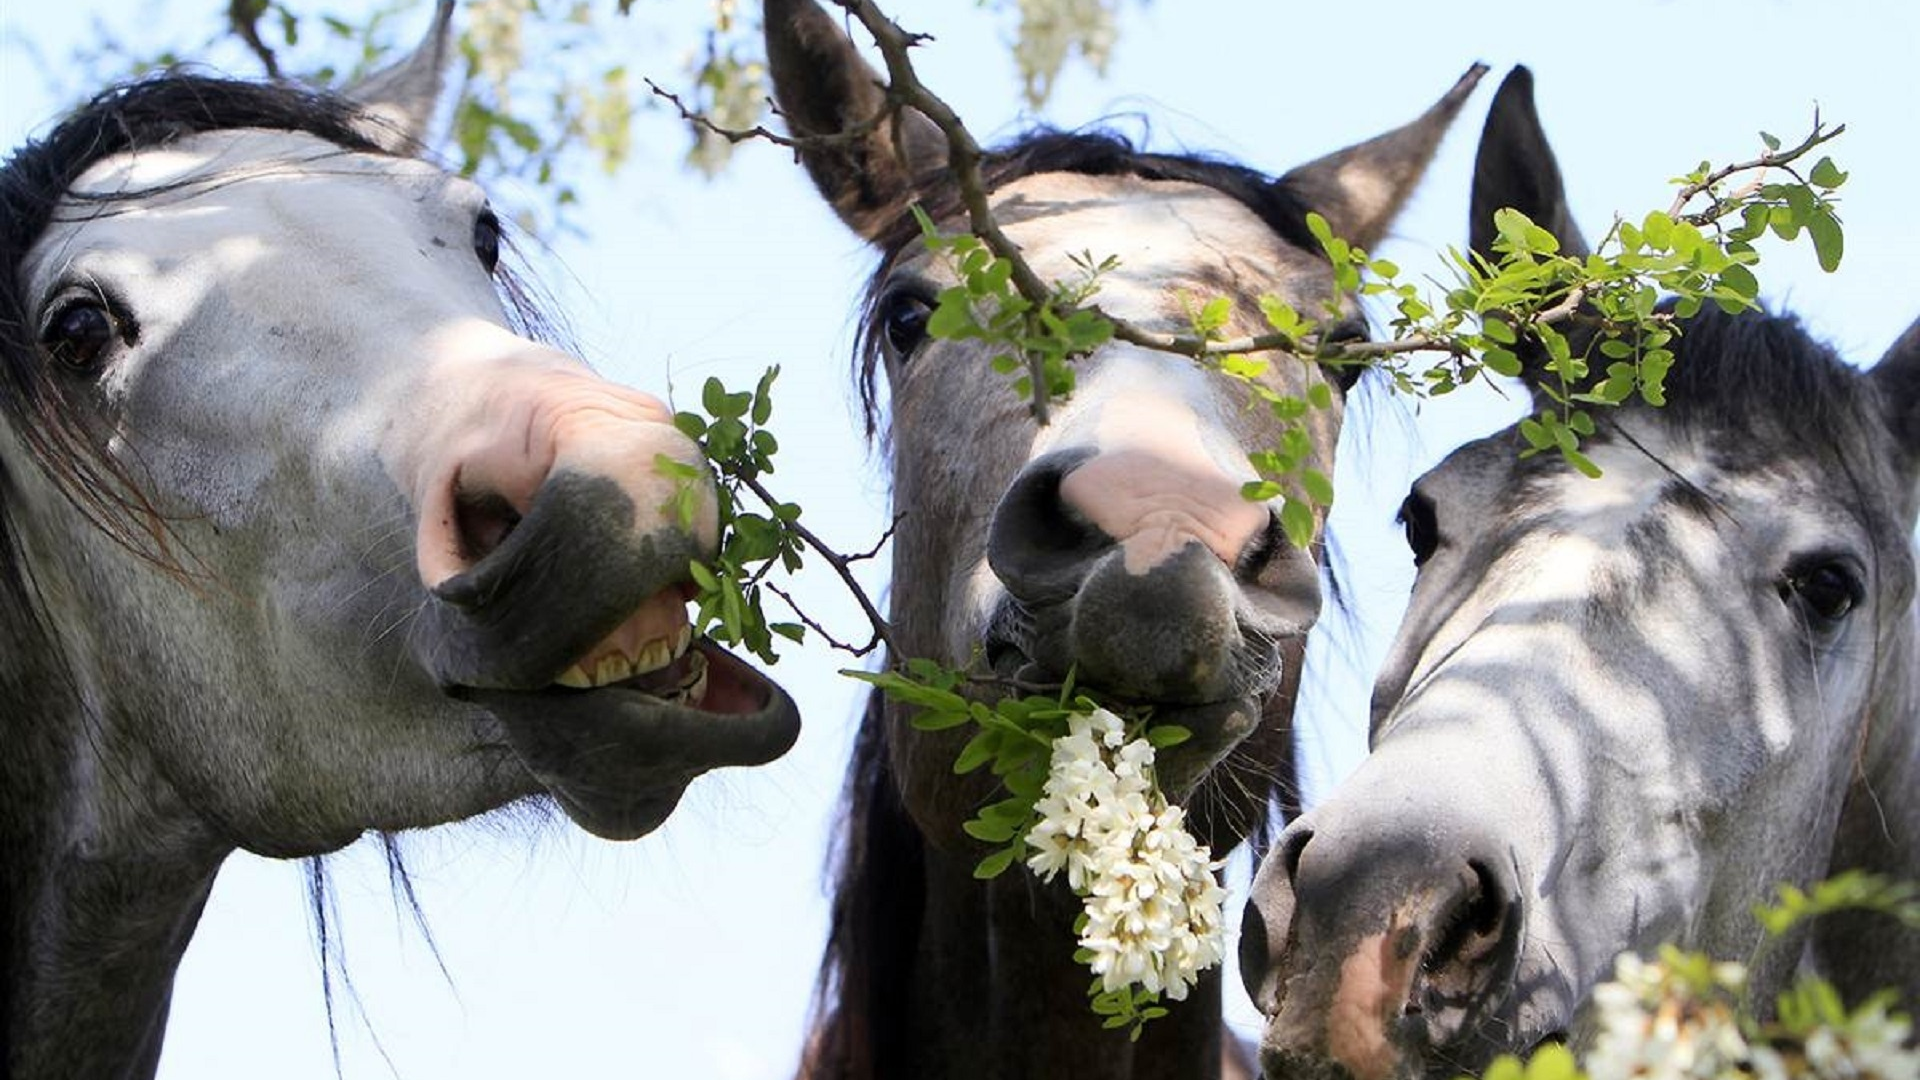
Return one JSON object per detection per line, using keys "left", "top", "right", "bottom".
{"left": 440, "top": 580, "right": 801, "bottom": 842}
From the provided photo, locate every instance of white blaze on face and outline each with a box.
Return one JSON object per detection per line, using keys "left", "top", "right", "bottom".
{"left": 988, "top": 175, "right": 1310, "bottom": 572}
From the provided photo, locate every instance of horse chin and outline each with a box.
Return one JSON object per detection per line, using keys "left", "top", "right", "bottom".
{"left": 984, "top": 602, "right": 1283, "bottom": 798}
{"left": 456, "top": 641, "right": 800, "bottom": 840}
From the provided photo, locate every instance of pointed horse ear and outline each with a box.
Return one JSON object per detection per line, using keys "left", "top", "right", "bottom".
{"left": 1870, "top": 318, "right": 1920, "bottom": 469}
{"left": 344, "top": 0, "right": 457, "bottom": 154}
{"left": 1276, "top": 63, "right": 1487, "bottom": 252}
{"left": 1469, "top": 65, "right": 1589, "bottom": 263}
{"left": 764, "top": 0, "right": 948, "bottom": 241}
{"left": 1469, "top": 66, "right": 1603, "bottom": 392}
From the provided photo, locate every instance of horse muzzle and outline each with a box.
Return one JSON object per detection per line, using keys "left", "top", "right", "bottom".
{"left": 983, "top": 448, "right": 1316, "bottom": 793}
{"left": 411, "top": 469, "right": 799, "bottom": 840}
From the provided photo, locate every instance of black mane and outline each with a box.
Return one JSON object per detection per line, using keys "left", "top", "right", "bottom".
{"left": 854, "top": 127, "right": 1326, "bottom": 432}
{"left": 1646, "top": 303, "right": 1882, "bottom": 460}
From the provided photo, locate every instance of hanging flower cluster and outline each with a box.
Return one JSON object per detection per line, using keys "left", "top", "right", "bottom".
{"left": 1023, "top": 707, "right": 1227, "bottom": 1006}
{"left": 1585, "top": 949, "right": 1917, "bottom": 1080}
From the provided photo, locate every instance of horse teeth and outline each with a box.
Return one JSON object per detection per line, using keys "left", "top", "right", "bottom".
{"left": 554, "top": 664, "right": 592, "bottom": 689}
{"left": 673, "top": 624, "right": 693, "bottom": 658}
{"left": 634, "top": 638, "right": 674, "bottom": 674}
{"left": 678, "top": 649, "right": 708, "bottom": 689}
{"left": 594, "top": 653, "right": 633, "bottom": 686}
{"left": 684, "top": 651, "right": 709, "bottom": 705}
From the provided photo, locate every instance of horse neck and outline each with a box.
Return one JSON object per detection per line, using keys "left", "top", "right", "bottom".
{"left": 1808, "top": 590, "right": 1920, "bottom": 1003}
{"left": 1, "top": 585, "right": 228, "bottom": 1079}
{"left": 806, "top": 695, "right": 1228, "bottom": 1080}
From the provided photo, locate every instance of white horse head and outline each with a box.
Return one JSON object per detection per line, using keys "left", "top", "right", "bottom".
{"left": 1, "top": 6, "right": 797, "bottom": 1073}
{"left": 1243, "top": 67, "right": 1920, "bottom": 1080}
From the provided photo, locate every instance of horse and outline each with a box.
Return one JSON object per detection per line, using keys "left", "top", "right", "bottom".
{"left": 1242, "top": 67, "right": 1920, "bottom": 1080}
{"left": 761, "top": 1, "right": 1482, "bottom": 1074}
{"left": 0, "top": 5, "right": 802, "bottom": 1075}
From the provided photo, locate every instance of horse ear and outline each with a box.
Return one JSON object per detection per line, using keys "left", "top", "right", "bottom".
{"left": 344, "top": 0, "right": 457, "bottom": 154}
{"left": 1276, "top": 63, "right": 1486, "bottom": 251}
{"left": 1470, "top": 65, "right": 1589, "bottom": 263}
{"left": 764, "top": 0, "right": 948, "bottom": 240}
{"left": 1870, "top": 318, "right": 1920, "bottom": 466}
{"left": 1470, "top": 66, "right": 1603, "bottom": 392}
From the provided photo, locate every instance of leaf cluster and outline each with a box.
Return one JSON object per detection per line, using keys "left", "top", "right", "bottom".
{"left": 667, "top": 368, "right": 808, "bottom": 664}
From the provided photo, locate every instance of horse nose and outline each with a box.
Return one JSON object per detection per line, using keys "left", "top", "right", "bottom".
{"left": 987, "top": 447, "right": 1314, "bottom": 702}
{"left": 987, "top": 448, "right": 1288, "bottom": 597}
{"left": 401, "top": 354, "right": 717, "bottom": 688}
{"left": 1244, "top": 813, "right": 1523, "bottom": 1080}
{"left": 413, "top": 361, "right": 713, "bottom": 594}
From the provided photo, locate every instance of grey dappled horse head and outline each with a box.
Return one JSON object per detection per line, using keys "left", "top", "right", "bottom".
{"left": 0, "top": 7, "right": 799, "bottom": 1075}
{"left": 764, "top": 1, "right": 1481, "bottom": 1075}
{"left": 1243, "top": 67, "right": 1920, "bottom": 1080}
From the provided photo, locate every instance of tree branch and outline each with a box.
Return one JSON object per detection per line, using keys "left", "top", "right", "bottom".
{"left": 737, "top": 470, "right": 899, "bottom": 659}
{"left": 227, "top": 0, "right": 281, "bottom": 79}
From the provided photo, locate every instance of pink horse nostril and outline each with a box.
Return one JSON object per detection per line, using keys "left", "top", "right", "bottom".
{"left": 453, "top": 488, "right": 523, "bottom": 564}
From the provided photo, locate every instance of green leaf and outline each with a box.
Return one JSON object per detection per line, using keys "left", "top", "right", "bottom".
{"left": 1807, "top": 211, "right": 1844, "bottom": 272}
{"left": 1146, "top": 725, "right": 1192, "bottom": 749}
{"left": 1483, "top": 347, "right": 1523, "bottom": 378}
{"left": 973, "top": 846, "right": 1018, "bottom": 879}
{"left": 1301, "top": 468, "right": 1335, "bottom": 507}
{"left": 1809, "top": 155, "right": 1847, "bottom": 189}
{"left": 962, "top": 816, "right": 1017, "bottom": 843}
{"left": 953, "top": 728, "right": 1000, "bottom": 774}
{"left": 1279, "top": 497, "right": 1316, "bottom": 549}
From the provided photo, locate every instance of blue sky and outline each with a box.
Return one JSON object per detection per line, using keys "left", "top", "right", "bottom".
{"left": 3, "top": 1, "right": 1916, "bottom": 1076}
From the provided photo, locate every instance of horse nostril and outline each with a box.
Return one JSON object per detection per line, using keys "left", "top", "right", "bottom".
{"left": 1416, "top": 857, "right": 1520, "bottom": 1042}
{"left": 455, "top": 488, "right": 522, "bottom": 564}
{"left": 1234, "top": 511, "right": 1284, "bottom": 582}
{"left": 1280, "top": 826, "right": 1314, "bottom": 885}
{"left": 987, "top": 448, "right": 1108, "bottom": 603}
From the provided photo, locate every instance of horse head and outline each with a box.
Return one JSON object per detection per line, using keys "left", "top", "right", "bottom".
{"left": 766, "top": 0, "right": 1480, "bottom": 841}
{"left": 1242, "top": 67, "right": 1920, "bottom": 1079}
{"left": 1, "top": 7, "right": 798, "bottom": 1072}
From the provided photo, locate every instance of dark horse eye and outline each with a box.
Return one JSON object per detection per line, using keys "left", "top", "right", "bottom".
{"left": 41, "top": 299, "right": 119, "bottom": 373}
{"left": 1398, "top": 490, "right": 1439, "bottom": 567}
{"left": 473, "top": 208, "right": 503, "bottom": 274}
{"left": 878, "top": 291, "right": 933, "bottom": 359}
{"left": 1782, "top": 560, "right": 1862, "bottom": 623}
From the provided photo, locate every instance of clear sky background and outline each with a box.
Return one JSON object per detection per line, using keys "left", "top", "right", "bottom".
{"left": 3, "top": 1, "right": 1917, "bottom": 1076}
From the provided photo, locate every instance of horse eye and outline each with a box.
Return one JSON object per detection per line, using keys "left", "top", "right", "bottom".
{"left": 1398, "top": 491, "right": 1439, "bottom": 567}
{"left": 879, "top": 292, "right": 933, "bottom": 359}
{"left": 473, "top": 209, "right": 502, "bottom": 274}
{"left": 1782, "top": 561, "right": 1861, "bottom": 623}
{"left": 40, "top": 299, "right": 119, "bottom": 373}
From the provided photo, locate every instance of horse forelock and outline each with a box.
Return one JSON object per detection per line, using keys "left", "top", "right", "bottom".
{"left": 851, "top": 127, "right": 1326, "bottom": 441}
{"left": 1618, "top": 304, "right": 1892, "bottom": 473}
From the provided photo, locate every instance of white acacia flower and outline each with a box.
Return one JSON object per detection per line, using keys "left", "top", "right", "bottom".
{"left": 1022, "top": 708, "right": 1227, "bottom": 1008}
{"left": 1584, "top": 951, "right": 1919, "bottom": 1080}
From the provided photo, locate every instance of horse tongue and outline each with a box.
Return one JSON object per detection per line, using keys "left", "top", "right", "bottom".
{"left": 466, "top": 642, "right": 800, "bottom": 840}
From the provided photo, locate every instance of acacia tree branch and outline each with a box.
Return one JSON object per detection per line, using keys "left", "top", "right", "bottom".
{"left": 736, "top": 470, "right": 899, "bottom": 659}
{"left": 646, "top": 78, "right": 898, "bottom": 152}
{"left": 1671, "top": 116, "right": 1845, "bottom": 224}
{"left": 228, "top": 0, "right": 281, "bottom": 79}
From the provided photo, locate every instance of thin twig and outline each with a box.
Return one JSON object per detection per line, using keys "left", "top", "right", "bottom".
{"left": 646, "top": 79, "right": 896, "bottom": 151}
{"left": 737, "top": 471, "right": 898, "bottom": 658}
{"left": 228, "top": 0, "right": 281, "bottom": 79}
{"left": 767, "top": 582, "right": 883, "bottom": 657}
{"left": 1670, "top": 115, "right": 1845, "bottom": 223}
